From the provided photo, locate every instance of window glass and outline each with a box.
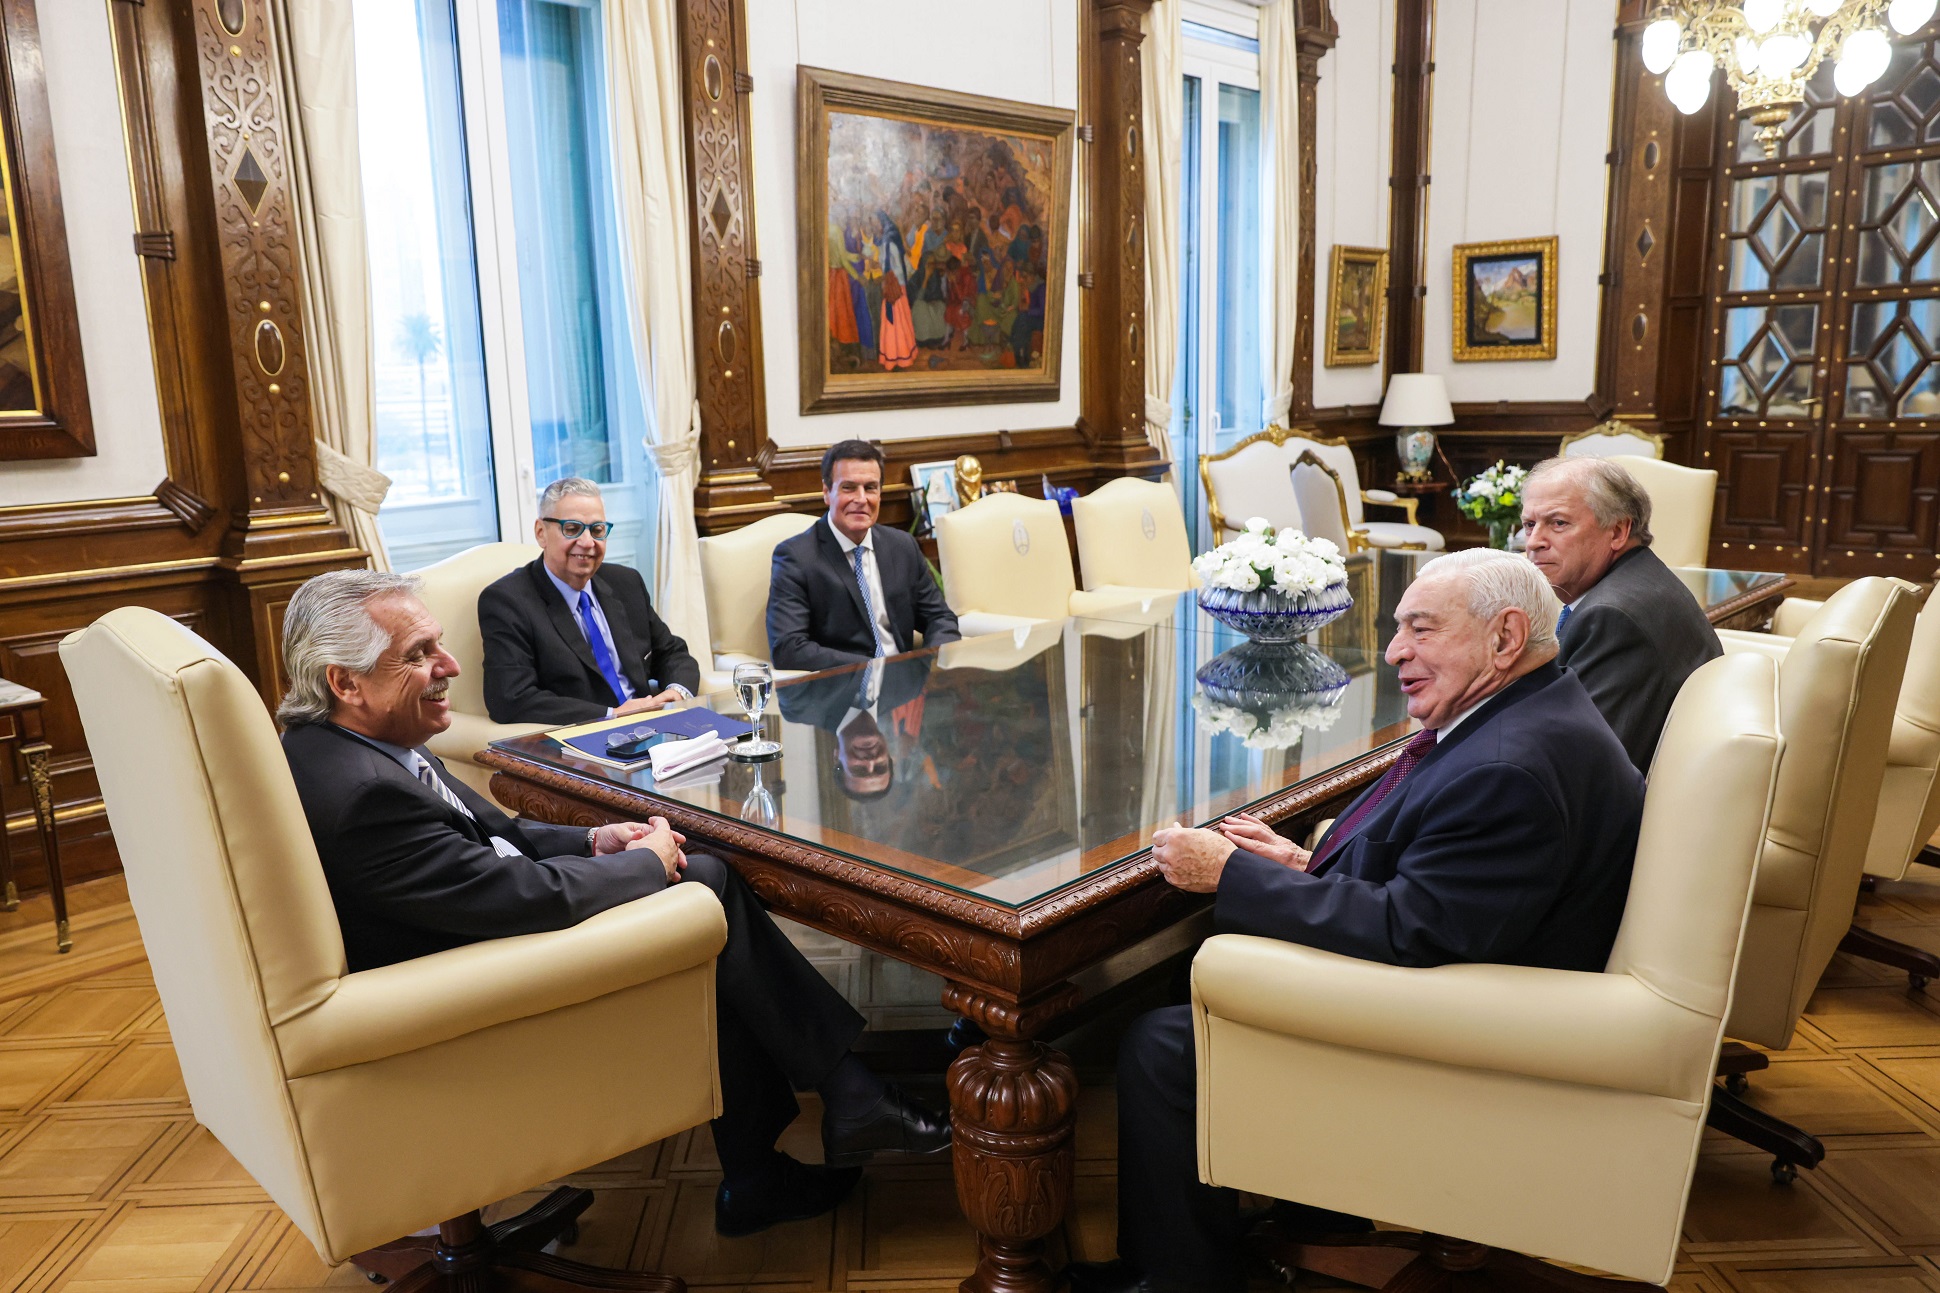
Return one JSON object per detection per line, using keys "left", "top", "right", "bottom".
{"left": 1212, "top": 83, "right": 1263, "bottom": 450}
{"left": 355, "top": 0, "right": 499, "bottom": 570}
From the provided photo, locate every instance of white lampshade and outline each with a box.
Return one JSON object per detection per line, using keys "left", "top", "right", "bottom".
{"left": 1378, "top": 374, "right": 1455, "bottom": 426}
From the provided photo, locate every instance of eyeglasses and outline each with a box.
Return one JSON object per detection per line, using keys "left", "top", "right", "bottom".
{"left": 541, "top": 517, "right": 613, "bottom": 541}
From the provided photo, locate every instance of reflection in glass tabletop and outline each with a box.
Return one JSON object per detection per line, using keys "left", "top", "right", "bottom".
{"left": 489, "top": 553, "right": 1790, "bottom": 912}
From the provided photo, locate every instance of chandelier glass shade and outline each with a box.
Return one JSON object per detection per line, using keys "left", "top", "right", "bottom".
{"left": 1644, "top": 0, "right": 1935, "bottom": 153}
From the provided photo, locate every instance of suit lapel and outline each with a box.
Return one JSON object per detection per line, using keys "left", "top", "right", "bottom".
{"left": 325, "top": 725, "right": 487, "bottom": 842}
{"left": 593, "top": 572, "right": 652, "bottom": 693}
{"left": 528, "top": 561, "right": 607, "bottom": 690}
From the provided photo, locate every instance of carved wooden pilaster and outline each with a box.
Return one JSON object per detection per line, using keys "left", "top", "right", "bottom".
{"left": 1291, "top": 1, "right": 1339, "bottom": 421}
{"left": 679, "top": 0, "right": 776, "bottom": 531}
{"left": 1386, "top": 0, "right": 1435, "bottom": 377}
{"left": 189, "top": 0, "right": 359, "bottom": 700}
{"left": 1082, "top": 0, "right": 1164, "bottom": 477}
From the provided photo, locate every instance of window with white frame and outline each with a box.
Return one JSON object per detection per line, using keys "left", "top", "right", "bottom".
{"left": 353, "top": 0, "right": 657, "bottom": 573}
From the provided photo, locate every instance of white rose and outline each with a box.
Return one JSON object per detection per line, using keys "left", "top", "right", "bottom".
{"left": 1244, "top": 516, "right": 1271, "bottom": 534}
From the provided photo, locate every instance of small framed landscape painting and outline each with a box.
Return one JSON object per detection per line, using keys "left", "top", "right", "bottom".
{"left": 796, "top": 67, "right": 1075, "bottom": 415}
{"left": 1325, "top": 245, "right": 1387, "bottom": 366}
{"left": 1451, "top": 236, "right": 1558, "bottom": 362}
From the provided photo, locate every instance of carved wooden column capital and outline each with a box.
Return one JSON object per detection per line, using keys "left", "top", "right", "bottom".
{"left": 1082, "top": 0, "right": 1164, "bottom": 479}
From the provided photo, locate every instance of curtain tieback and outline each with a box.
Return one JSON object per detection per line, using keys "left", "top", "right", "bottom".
{"left": 314, "top": 439, "right": 392, "bottom": 515}
{"left": 1144, "top": 396, "right": 1172, "bottom": 428}
{"left": 650, "top": 439, "right": 700, "bottom": 479}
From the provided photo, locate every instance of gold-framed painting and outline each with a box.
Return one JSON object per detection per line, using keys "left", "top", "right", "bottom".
{"left": 796, "top": 67, "right": 1075, "bottom": 415}
{"left": 1451, "top": 236, "right": 1558, "bottom": 362}
{"left": 1325, "top": 245, "right": 1388, "bottom": 366}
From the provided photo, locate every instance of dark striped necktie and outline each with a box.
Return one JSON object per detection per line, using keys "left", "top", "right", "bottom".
{"left": 410, "top": 752, "right": 475, "bottom": 821}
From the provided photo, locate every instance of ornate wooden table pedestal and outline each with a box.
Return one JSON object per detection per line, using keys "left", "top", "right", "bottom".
{"left": 0, "top": 679, "right": 69, "bottom": 952}
{"left": 481, "top": 749, "right": 1389, "bottom": 1293}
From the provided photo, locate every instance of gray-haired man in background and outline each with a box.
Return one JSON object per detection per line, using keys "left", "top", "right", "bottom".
{"left": 1519, "top": 455, "right": 1721, "bottom": 772}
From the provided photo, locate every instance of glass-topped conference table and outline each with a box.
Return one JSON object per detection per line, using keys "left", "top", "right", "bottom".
{"left": 477, "top": 554, "right": 1790, "bottom": 1293}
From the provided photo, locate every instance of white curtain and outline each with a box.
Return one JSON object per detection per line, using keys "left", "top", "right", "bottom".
{"left": 1260, "top": 0, "right": 1301, "bottom": 428}
{"left": 271, "top": 0, "right": 392, "bottom": 568}
{"left": 1141, "top": 0, "right": 1183, "bottom": 471}
{"left": 606, "top": 0, "right": 711, "bottom": 653}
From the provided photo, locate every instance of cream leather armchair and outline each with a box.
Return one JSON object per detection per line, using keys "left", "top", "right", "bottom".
{"left": 698, "top": 511, "right": 816, "bottom": 676}
{"left": 937, "top": 492, "right": 1128, "bottom": 635}
{"left": 1609, "top": 454, "right": 1717, "bottom": 568}
{"left": 1193, "top": 651, "right": 1783, "bottom": 1287}
{"left": 413, "top": 542, "right": 548, "bottom": 801}
{"left": 1070, "top": 476, "right": 1197, "bottom": 602}
{"left": 1712, "top": 577, "right": 1916, "bottom": 1180}
{"left": 60, "top": 608, "right": 727, "bottom": 1285}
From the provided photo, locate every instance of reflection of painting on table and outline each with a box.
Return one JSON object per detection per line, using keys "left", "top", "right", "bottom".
{"left": 797, "top": 68, "right": 1075, "bottom": 413}
{"left": 1325, "top": 246, "right": 1388, "bottom": 366}
{"left": 1452, "top": 236, "right": 1557, "bottom": 362}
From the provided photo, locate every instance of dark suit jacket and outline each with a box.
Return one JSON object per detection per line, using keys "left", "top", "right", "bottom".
{"left": 282, "top": 722, "right": 668, "bottom": 972}
{"left": 767, "top": 519, "right": 960, "bottom": 672}
{"left": 480, "top": 558, "right": 702, "bottom": 725}
{"left": 776, "top": 656, "right": 933, "bottom": 732}
{"left": 1558, "top": 545, "right": 1722, "bottom": 772}
{"left": 1215, "top": 664, "right": 1643, "bottom": 972}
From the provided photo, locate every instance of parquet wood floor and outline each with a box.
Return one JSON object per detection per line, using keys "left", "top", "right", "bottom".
{"left": 7, "top": 874, "right": 1940, "bottom": 1293}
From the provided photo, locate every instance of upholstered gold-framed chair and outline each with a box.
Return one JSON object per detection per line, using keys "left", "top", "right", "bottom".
{"left": 1197, "top": 650, "right": 1783, "bottom": 1290}
{"left": 1199, "top": 429, "right": 1304, "bottom": 542}
{"left": 1071, "top": 476, "right": 1197, "bottom": 599}
{"left": 1286, "top": 433, "right": 1446, "bottom": 552}
{"left": 1710, "top": 577, "right": 1917, "bottom": 1180}
{"left": 60, "top": 607, "right": 727, "bottom": 1292}
{"left": 413, "top": 542, "right": 548, "bottom": 802}
{"left": 697, "top": 511, "right": 817, "bottom": 675}
{"left": 1290, "top": 451, "right": 1361, "bottom": 553}
{"left": 1608, "top": 454, "right": 1717, "bottom": 568}
{"left": 1559, "top": 420, "right": 1666, "bottom": 460}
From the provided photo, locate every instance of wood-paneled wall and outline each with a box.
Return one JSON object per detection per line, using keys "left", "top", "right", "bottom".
{"left": 0, "top": 0, "right": 364, "bottom": 897}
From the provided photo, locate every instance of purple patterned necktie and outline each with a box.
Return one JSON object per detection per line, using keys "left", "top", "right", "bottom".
{"left": 1307, "top": 727, "right": 1440, "bottom": 874}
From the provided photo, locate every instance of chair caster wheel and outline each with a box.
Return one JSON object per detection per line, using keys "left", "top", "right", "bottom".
{"left": 1725, "top": 1073, "right": 1749, "bottom": 1095}
{"left": 364, "top": 1271, "right": 388, "bottom": 1285}
{"left": 1771, "top": 1159, "right": 1798, "bottom": 1185}
{"left": 1911, "top": 973, "right": 1929, "bottom": 991}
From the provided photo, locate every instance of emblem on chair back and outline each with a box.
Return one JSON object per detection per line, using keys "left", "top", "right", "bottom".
{"left": 1012, "top": 520, "right": 1031, "bottom": 555}
{"left": 1140, "top": 507, "right": 1156, "bottom": 541}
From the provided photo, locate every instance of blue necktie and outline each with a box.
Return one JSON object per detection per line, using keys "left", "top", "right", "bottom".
{"left": 851, "top": 546, "right": 888, "bottom": 657}
{"left": 578, "top": 589, "right": 631, "bottom": 705}
{"left": 1557, "top": 604, "right": 1574, "bottom": 637}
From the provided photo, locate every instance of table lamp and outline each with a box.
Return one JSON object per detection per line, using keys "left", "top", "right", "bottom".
{"left": 1379, "top": 374, "right": 1454, "bottom": 484}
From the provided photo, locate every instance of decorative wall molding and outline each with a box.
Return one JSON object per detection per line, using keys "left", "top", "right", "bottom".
{"left": 1289, "top": 1, "right": 1338, "bottom": 422}
{"left": 1385, "top": 0, "right": 1435, "bottom": 378}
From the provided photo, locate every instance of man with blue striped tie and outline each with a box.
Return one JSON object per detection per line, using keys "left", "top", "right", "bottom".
{"left": 767, "top": 440, "right": 961, "bottom": 672}
{"left": 279, "top": 571, "right": 950, "bottom": 1239}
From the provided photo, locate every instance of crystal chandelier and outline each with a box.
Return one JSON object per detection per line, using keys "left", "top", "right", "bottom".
{"left": 1644, "top": 0, "right": 1936, "bottom": 154}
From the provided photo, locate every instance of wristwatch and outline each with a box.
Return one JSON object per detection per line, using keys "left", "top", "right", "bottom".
{"left": 587, "top": 826, "right": 600, "bottom": 853}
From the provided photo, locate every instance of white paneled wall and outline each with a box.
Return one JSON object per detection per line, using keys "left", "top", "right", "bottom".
{"left": 1312, "top": 0, "right": 1396, "bottom": 410}
{"left": 1423, "top": 0, "right": 1616, "bottom": 401}
{"left": 746, "top": 0, "right": 1084, "bottom": 447}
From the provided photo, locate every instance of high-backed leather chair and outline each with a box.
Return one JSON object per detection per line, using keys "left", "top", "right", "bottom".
{"left": 60, "top": 608, "right": 727, "bottom": 1289}
{"left": 1193, "top": 651, "right": 1782, "bottom": 1288}
{"left": 1722, "top": 593, "right": 1940, "bottom": 989}
{"left": 1071, "top": 476, "right": 1197, "bottom": 599}
{"left": 698, "top": 511, "right": 816, "bottom": 675}
{"left": 1711, "top": 577, "right": 1917, "bottom": 1179}
{"left": 1608, "top": 454, "right": 1717, "bottom": 568}
{"left": 413, "top": 542, "right": 547, "bottom": 800}
{"left": 937, "top": 493, "right": 1136, "bottom": 634}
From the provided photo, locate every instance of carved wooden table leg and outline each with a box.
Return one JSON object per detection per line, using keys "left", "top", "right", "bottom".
{"left": 943, "top": 983, "right": 1081, "bottom": 1293}
{"left": 21, "top": 739, "right": 68, "bottom": 951}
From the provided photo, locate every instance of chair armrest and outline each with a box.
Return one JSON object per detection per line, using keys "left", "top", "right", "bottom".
{"left": 1717, "top": 629, "right": 1792, "bottom": 662}
{"left": 274, "top": 883, "right": 728, "bottom": 1078}
{"left": 1769, "top": 598, "right": 1824, "bottom": 638}
{"left": 1192, "top": 934, "right": 1720, "bottom": 1101}
{"left": 1361, "top": 491, "right": 1420, "bottom": 526}
{"left": 956, "top": 610, "right": 1048, "bottom": 638}
{"left": 1068, "top": 587, "right": 1181, "bottom": 619}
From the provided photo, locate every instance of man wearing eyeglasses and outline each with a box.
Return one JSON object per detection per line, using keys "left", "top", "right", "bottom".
{"left": 481, "top": 477, "right": 703, "bottom": 725}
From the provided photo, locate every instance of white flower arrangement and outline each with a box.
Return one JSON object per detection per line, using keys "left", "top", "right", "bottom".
{"left": 1192, "top": 691, "right": 1345, "bottom": 750}
{"left": 1190, "top": 518, "right": 1349, "bottom": 598}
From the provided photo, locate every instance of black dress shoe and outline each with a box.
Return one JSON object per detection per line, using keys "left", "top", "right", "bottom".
{"left": 821, "top": 1084, "right": 951, "bottom": 1166}
{"left": 714, "top": 1157, "right": 861, "bottom": 1238}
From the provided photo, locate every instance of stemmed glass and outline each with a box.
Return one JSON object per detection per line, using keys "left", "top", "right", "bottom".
{"left": 730, "top": 661, "right": 782, "bottom": 760}
{"left": 739, "top": 762, "right": 780, "bottom": 828}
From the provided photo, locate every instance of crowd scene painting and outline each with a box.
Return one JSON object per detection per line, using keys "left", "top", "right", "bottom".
{"left": 819, "top": 106, "right": 1066, "bottom": 381}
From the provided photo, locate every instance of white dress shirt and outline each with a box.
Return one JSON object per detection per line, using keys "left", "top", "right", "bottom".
{"left": 827, "top": 516, "right": 894, "bottom": 657}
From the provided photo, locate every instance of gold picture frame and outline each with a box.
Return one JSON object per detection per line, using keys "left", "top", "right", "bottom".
{"left": 1451, "top": 236, "right": 1558, "bottom": 363}
{"left": 1325, "top": 245, "right": 1388, "bottom": 366}
{"left": 796, "top": 67, "right": 1076, "bottom": 415}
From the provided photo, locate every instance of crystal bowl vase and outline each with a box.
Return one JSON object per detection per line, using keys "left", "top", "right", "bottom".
{"left": 1195, "top": 640, "right": 1352, "bottom": 709}
{"left": 1196, "top": 581, "right": 1353, "bottom": 642}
